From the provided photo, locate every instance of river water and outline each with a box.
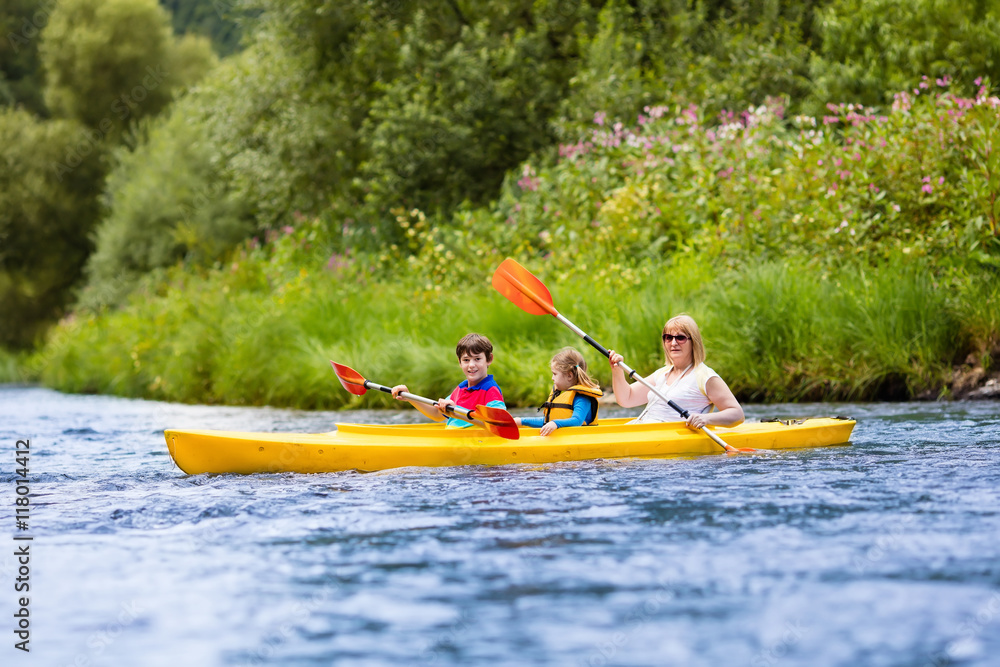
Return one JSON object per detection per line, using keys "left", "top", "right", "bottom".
{"left": 1, "top": 385, "right": 998, "bottom": 666}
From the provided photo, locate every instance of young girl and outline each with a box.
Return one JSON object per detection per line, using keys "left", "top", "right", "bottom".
{"left": 515, "top": 347, "right": 603, "bottom": 436}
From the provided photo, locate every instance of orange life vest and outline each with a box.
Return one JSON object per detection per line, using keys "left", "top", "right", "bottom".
{"left": 541, "top": 384, "right": 603, "bottom": 424}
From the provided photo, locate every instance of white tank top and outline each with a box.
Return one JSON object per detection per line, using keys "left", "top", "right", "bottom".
{"left": 631, "top": 363, "right": 719, "bottom": 424}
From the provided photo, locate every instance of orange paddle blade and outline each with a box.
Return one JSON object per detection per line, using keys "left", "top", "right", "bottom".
{"left": 330, "top": 361, "right": 368, "bottom": 396}
{"left": 473, "top": 404, "right": 520, "bottom": 440}
{"left": 492, "top": 258, "right": 558, "bottom": 317}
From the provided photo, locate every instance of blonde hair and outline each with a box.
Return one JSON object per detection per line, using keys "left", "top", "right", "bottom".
{"left": 550, "top": 347, "right": 600, "bottom": 389}
{"left": 663, "top": 314, "right": 706, "bottom": 366}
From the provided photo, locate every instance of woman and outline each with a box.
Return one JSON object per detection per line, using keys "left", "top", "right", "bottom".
{"left": 607, "top": 314, "right": 744, "bottom": 429}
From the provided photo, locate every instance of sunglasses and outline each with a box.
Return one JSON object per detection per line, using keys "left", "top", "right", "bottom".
{"left": 661, "top": 333, "right": 690, "bottom": 343}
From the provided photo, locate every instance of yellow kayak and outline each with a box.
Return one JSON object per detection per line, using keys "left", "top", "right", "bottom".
{"left": 164, "top": 417, "right": 855, "bottom": 475}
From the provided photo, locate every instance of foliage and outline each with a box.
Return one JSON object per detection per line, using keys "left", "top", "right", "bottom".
{"left": 0, "top": 0, "right": 49, "bottom": 115}
{"left": 79, "top": 0, "right": 597, "bottom": 298}
{"left": 69, "top": 0, "right": 1000, "bottom": 311}
{"left": 80, "top": 22, "right": 347, "bottom": 305}
{"left": 7, "top": 0, "right": 1000, "bottom": 411}
{"left": 80, "top": 110, "right": 251, "bottom": 310}
{"left": 40, "top": 0, "right": 216, "bottom": 139}
{"left": 355, "top": 2, "right": 593, "bottom": 241}
{"left": 0, "top": 108, "right": 104, "bottom": 348}
{"left": 556, "top": 0, "right": 819, "bottom": 136}
{"left": 29, "top": 220, "right": 990, "bottom": 406}
{"left": 374, "top": 81, "right": 1000, "bottom": 295}
{"left": 809, "top": 0, "right": 1000, "bottom": 114}
{"left": 160, "top": 0, "right": 244, "bottom": 56}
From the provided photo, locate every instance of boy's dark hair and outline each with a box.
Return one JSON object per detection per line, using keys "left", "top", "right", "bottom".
{"left": 456, "top": 333, "right": 494, "bottom": 360}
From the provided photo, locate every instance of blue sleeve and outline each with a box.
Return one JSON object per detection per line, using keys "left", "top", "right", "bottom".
{"left": 551, "top": 396, "right": 593, "bottom": 429}
{"left": 521, "top": 416, "right": 545, "bottom": 428}
{"left": 485, "top": 399, "right": 506, "bottom": 409}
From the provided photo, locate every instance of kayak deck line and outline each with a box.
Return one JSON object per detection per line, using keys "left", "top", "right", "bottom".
{"left": 164, "top": 417, "right": 856, "bottom": 475}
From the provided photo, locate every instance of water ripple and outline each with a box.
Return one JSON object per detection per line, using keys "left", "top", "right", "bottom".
{"left": 2, "top": 387, "right": 999, "bottom": 666}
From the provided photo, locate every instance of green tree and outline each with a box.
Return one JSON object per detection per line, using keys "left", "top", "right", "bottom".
{"left": 40, "top": 0, "right": 215, "bottom": 139}
{"left": 0, "top": 0, "right": 50, "bottom": 115}
{"left": 809, "top": 0, "right": 1000, "bottom": 112}
{"left": 0, "top": 108, "right": 104, "bottom": 348}
{"left": 80, "top": 20, "right": 343, "bottom": 305}
{"left": 160, "top": 0, "right": 244, "bottom": 56}
{"left": 81, "top": 108, "right": 250, "bottom": 310}
{"left": 558, "top": 0, "right": 821, "bottom": 130}
{"left": 356, "top": 3, "right": 594, "bottom": 238}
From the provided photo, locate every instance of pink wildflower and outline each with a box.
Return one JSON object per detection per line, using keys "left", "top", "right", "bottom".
{"left": 518, "top": 164, "right": 539, "bottom": 191}
{"left": 594, "top": 111, "right": 606, "bottom": 126}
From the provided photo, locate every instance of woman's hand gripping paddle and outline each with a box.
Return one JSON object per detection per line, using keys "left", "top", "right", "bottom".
{"left": 491, "top": 258, "right": 752, "bottom": 453}
{"left": 330, "top": 362, "right": 520, "bottom": 440}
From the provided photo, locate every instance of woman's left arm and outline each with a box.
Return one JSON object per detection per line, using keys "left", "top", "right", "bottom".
{"left": 691, "top": 376, "right": 745, "bottom": 428}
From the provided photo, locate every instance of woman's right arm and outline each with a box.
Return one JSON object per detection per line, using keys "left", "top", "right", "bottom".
{"left": 608, "top": 350, "right": 651, "bottom": 408}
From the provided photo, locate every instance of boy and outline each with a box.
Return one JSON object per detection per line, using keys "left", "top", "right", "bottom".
{"left": 391, "top": 333, "right": 506, "bottom": 427}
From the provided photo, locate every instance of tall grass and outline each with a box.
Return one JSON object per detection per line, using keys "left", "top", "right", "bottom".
{"left": 708, "top": 260, "right": 958, "bottom": 401}
{"left": 32, "top": 249, "right": 987, "bottom": 408}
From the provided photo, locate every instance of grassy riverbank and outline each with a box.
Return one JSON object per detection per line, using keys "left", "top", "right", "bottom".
{"left": 15, "top": 250, "right": 996, "bottom": 408}
{"left": 16, "top": 81, "right": 1000, "bottom": 407}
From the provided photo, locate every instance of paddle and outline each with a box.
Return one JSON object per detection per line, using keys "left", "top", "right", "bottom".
{"left": 491, "top": 258, "right": 752, "bottom": 454}
{"left": 330, "top": 361, "right": 520, "bottom": 440}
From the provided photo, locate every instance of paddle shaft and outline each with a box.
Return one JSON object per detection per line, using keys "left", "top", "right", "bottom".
{"left": 491, "top": 258, "right": 738, "bottom": 452}
{"left": 553, "top": 315, "right": 735, "bottom": 453}
{"left": 361, "top": 379, "right": 477, "bottom": 423}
